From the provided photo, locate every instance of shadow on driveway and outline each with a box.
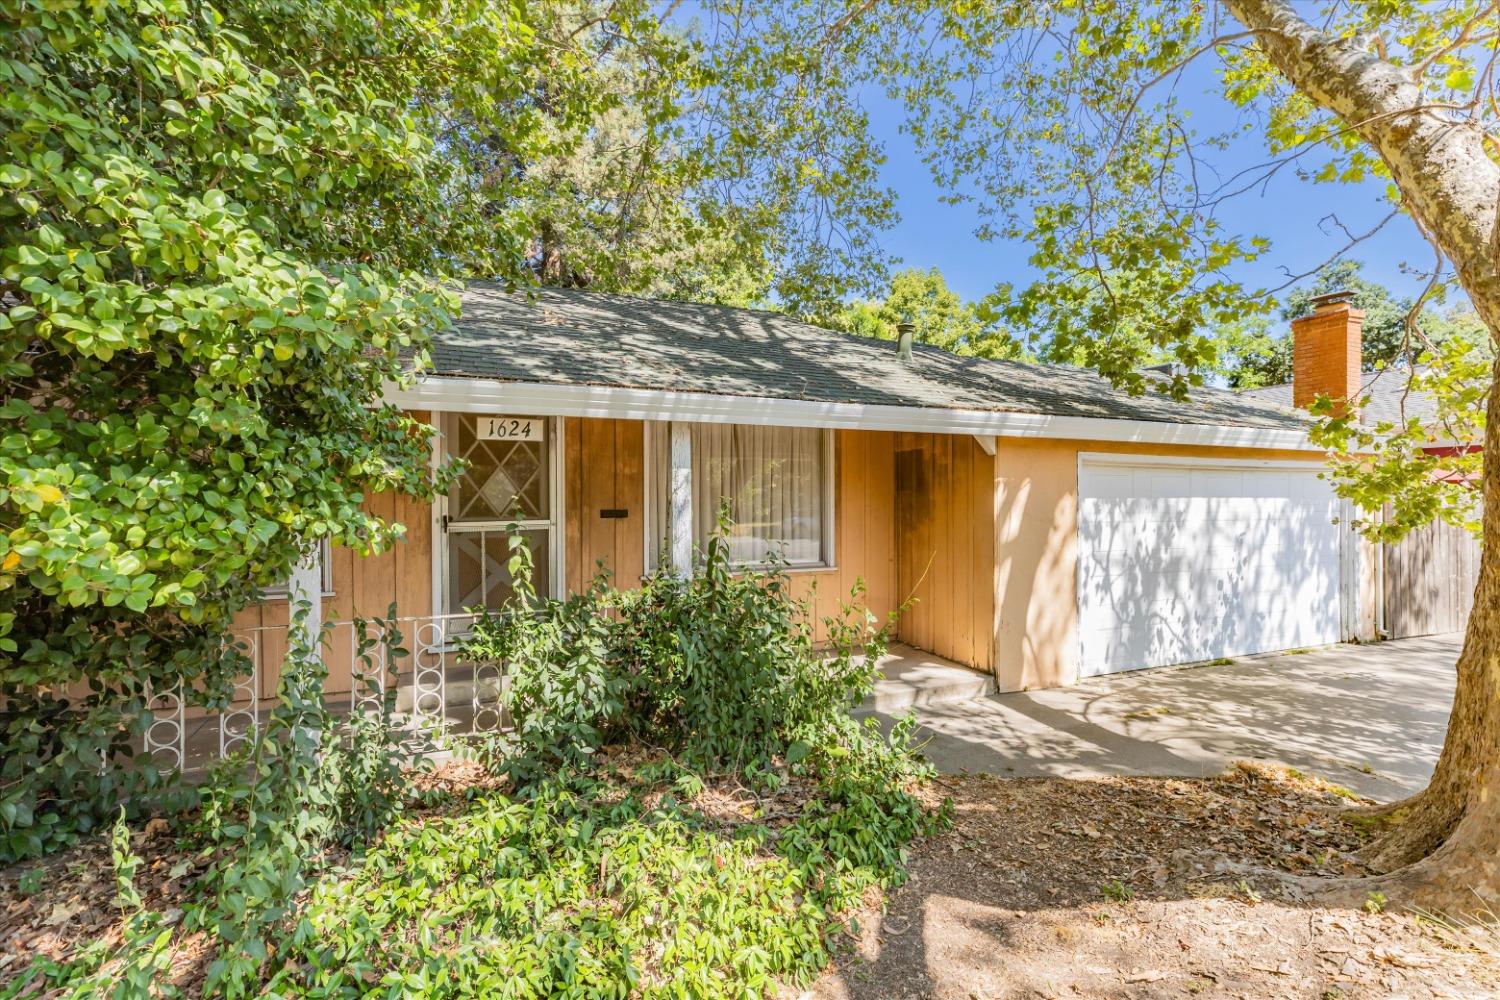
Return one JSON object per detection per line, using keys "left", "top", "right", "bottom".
{"left": 878, "top": 634, "right": 1459, "bottom": 801}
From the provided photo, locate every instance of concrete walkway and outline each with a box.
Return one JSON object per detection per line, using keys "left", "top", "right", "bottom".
{"left": 884, "top": 634, "right": 1460, "bottom": 801}
{"left": 858, "top": 643, "right": 994, "bottom": 714}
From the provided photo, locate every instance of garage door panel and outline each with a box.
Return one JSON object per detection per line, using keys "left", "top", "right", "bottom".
{"left": 1194, "top": 469, "right": 1246, "bottom": 498}
{"left": 1078, "top": 458, "right": 1342, "bottom": 677}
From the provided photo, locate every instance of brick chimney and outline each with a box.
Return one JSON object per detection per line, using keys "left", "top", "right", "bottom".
{"left": 1291, "top": 290, "right": 1364, "bottom": 411}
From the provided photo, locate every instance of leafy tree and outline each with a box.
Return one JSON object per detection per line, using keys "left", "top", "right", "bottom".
{"left": 827, "top": 266, "right": 1026, "bottom": 359}
{"left": 0, "top": 0, "right": 549, "bottom": 858}
{"left": 498, "top": 4, "right": 896, "bottom": 312}
{"left": 0, "top": 0, "right": 900, "bottom": 861}
{"left": 750, "top": 0, "right": 1500, "bottom": 907}
{"left": 1212, "top": 313, "right": 1290, "bottom": 390}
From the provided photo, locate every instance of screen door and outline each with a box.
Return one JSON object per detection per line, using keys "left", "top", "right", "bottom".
{"left": 441, "top": 413, "right": 561, "bottom": 612}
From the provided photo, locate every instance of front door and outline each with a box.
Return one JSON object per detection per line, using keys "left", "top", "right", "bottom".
{"left": 440, "top": 413, "right": 562, "bottom": 613}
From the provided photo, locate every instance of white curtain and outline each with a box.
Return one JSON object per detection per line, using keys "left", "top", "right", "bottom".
{"left": 691, "top": 424, "right": 824, "bottom": 566}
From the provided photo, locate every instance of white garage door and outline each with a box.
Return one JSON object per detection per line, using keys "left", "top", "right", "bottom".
{"left": 1077, "top": 455, "right": 1343, "bottom": 677}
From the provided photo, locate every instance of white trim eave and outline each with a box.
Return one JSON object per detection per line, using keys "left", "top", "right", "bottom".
{"left": 1077, "top": 452, "right": 1331, "bottom": 472}
{"left": 385, "top": 376, "right": 1324, "bottom": 452}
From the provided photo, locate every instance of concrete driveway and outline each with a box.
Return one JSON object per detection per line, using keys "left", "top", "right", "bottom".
{"left": 895, "top": 634, "right": 1459, "bottom": 800}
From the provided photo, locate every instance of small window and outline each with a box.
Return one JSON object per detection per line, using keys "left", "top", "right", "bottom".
{"left": 260, "top": 540, "right": 334, "bottom": 600}
{"left": 649, "top": 423, "right": 833, "bottom": 570}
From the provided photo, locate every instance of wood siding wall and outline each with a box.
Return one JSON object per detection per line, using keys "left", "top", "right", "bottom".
{"left": 229, "top": 420, "right": 918, "bottom": 689}
{"left": 230, "top": 412, "right": 435, "bottom": 700}
{"left": 565, "top": 418, "right": 646, "bottom": 590}
{"left": 893, "top": 433, "right": 997, "bottom": 673}
{"left": 1385, "top": 515, "right": 1480, "bottom": 638}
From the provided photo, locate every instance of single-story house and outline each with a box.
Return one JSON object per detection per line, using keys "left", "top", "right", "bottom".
{"left": 226, "top": 282, "right": 1380, "bottom": 714}
{"left": 1241, "top": 291, "right": 1482, "bottom": 640}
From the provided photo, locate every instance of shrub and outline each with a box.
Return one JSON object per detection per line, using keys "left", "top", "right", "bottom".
{"left": 12, "top": 530, "right": 945, "bottom": 998}
{"left": 460, "top": 540, "right": 625, "bottom": 781}
{"left": 186, "top": 605, "right": 413, "bottom": 997}
{"left": 613, "top": 536, "right": 885, "bottom": 767}
{"left": 458, "top": 524, "right": 891, "bottom": 780}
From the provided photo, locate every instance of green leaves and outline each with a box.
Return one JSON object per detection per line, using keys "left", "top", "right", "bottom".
{"left": 0, "top": 0, "right": 500, "bottom": 862}
{"left": 822, "top": 266, "right": 1028, "bottom": 360}
{"left": 1311, "top": 329, "right": 1490, "bottom": 545}
{"left": 458, "top": 519, "right": 896, "bottom": 786}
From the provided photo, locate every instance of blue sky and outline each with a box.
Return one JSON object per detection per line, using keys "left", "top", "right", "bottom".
{"left": 858, "top": 91, "right": 1434, "bottom": 310}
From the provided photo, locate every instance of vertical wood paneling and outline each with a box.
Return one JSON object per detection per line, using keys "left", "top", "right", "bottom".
{"left": 242, "top": 410, "right": 437, "bottom": 701}
{"left": 976, "top": 440, "right": 994, "bottom": 671}
{"left": 894, "top": 433, "right": 995, "bottom": 673}
{"left": 760, "top": 429, "right": 899, "bottom": 639}
{"left": 616, "top": 420, "right": 645, "bottom": 588}
{"left": 237, "top": 421, "right": 907, "bottom": 699}
{"left": 1385, "top": 514, "right": 1480, "bottom": 638}
{"left": 565, "top": 417, "right": 646, "bottom": 590}
{"left": 395, "top": 489, "right": 433, "bottom": 621}
{"left": 255, "top": 595, "right": 289, "bottom": 700}
{"left": 565, "top": 418, "right": 585, "bottom": 591}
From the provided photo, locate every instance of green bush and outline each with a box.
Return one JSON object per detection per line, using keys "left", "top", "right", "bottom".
{"left": 0, "top": 0, "right": 491, "bottom": 863}
{"left": 10, "top": 530, "right": 946, "bottom": 999}
{"left": 185, "top": 606, "right": 414, "bottom": 997}
{"left": 459, "top": 525, "right": 890, "bottom": 780}
{"left": 460, "top": 538, "right": 626, "bottom": 781}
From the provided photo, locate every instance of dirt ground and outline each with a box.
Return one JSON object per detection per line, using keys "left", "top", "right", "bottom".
{"left": 4, "top": 762, "right": 1496, "bottom": 998}
{"left": 812, "top": 764, "right": 1499, "bottom": 1000}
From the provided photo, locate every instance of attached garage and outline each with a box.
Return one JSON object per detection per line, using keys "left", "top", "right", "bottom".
{"left": 1076, "top": 454, "right": 1344, "bottom": 676}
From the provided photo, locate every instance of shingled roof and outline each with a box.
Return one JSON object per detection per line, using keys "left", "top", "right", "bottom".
{"left": 1241, "top": 371, "right": 1443, "bottom": 429}
{"left": 427, "top": 284, "right": 1309, "bottom": 431}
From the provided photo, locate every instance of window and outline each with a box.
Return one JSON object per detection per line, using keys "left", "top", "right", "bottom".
{"left": 649, "top": 423, "right": 833, "bottom": 570}
{"left": 260, "top": 540, "right": 334, "bottom": 600}
{"left": 440, "top": 413, "right": 560, "bottom": 613}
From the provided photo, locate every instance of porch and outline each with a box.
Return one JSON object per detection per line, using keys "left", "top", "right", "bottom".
{"left": 155, "top": 407, "right": 1006, "bottom": 774}
{"left": 860, "top": 644, "right": 995, "bottom": 715}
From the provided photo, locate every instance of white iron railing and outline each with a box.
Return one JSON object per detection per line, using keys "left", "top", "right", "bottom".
{"left": 141, "top": 612, "right": 511, "bottom": 773}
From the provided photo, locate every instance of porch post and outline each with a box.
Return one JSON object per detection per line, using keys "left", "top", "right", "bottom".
{"left": 288, "top": 548, "right": 323, "bottom": 656}
{"left": 669, "top": 422, "right": 693, "bottom": 576}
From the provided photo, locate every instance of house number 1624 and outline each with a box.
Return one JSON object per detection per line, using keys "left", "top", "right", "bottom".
{"left": 478, "top": 416, "right": 544, "bottom": 441}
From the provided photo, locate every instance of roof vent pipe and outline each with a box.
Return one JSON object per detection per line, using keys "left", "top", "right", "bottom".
{"left": 895, "top": 320, "right": 915, "bottom": 362}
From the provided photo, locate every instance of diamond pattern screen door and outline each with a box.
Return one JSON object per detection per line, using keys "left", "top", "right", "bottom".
{"left": 441, "top": 413, "right": 561, "bottom": 612}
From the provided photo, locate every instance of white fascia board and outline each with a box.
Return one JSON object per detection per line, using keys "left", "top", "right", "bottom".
{"left": 1078, "top": 451, "right": 1331, "bottom": 473}
{"left": 384, "top": 375, "right": 1324, "bottom": 452}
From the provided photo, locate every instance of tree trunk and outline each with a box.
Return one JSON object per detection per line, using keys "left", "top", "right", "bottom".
{"left": 1358, "top": 358, "right": 1500, "bottom": 883}
{"left": 1224, "top": 0, "right": 1500, "bottom": 910}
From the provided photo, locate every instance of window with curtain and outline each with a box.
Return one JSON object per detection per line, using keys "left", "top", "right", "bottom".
{"left": 650, "top": 423, "right": 832, "bottom": 569}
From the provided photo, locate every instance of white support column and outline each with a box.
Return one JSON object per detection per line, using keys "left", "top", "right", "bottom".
{"left": 669, "top": 422, "right": 693, "bottom": 576}
{"left": 288, "top": 548, "right": 323, "bottom": 655}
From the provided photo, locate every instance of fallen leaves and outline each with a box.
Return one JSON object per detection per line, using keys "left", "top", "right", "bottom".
{"left": 811, "top": 764, "right": 1496, "bottom": 999}
{"left": 43, "top": 901, "right": 84, "bottom": 927}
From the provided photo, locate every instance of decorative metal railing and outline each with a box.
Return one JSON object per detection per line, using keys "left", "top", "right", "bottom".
{"left": 141, "top": 612, "right": 510, "bottom": 773}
